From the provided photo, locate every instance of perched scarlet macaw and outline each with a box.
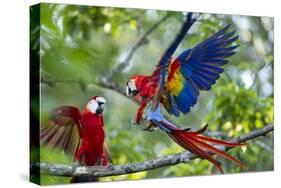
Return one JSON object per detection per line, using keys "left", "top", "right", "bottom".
{"left": 126, "top": 13, "right": 245, "bottom": 173}
{"left": 41, "top": 96, "right": 112, "bottom": 182}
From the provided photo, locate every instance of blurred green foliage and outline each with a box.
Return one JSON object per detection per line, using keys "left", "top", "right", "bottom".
{"left": 31, "top": 3, "right": 273, "bottom": 185}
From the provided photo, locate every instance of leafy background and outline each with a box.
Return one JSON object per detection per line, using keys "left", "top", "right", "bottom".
{"left": 30, "top": 3, "right": 273, "bottom": 185}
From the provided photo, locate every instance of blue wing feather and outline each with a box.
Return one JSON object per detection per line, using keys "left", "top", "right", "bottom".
{"left": 195, "top": 64, "right": 224, "bottom": 73}
{"left": 166, "top": 92, "right": 181, "bottom": 117}
{"left": 181, "top": 63, "right": 194, "bottom": 78}
{"left": 191, "top": 74, "right": 212, "bottom": 90}
{"left": 175, "top": 92, "right": 191, "bottom": 113}
{"left": 193, "top": 71, "right": 217, "bottom": 84}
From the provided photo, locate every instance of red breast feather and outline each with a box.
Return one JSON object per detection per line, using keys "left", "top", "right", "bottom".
{"left": 80, "top": 111, "right": 106, "bottom": 166}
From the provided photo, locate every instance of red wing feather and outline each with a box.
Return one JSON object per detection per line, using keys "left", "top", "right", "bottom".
{"left": 40, "top": 106, "right": 83, "bottom": 161}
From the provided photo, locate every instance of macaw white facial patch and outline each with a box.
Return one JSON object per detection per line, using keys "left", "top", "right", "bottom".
{"left": 96, "top": 96, "right": 106, "bottom": 104}
{"left": 87, "top": 97, "right": 106, "bottom": 114}
{"left": 126, "top": 79, "right": 137, "bottom": 96}
{"left": 128, "top": 80, "right": 137, "bottom": 91}
{"left": 87, "top": 100, "right": 99, "bottom": 114}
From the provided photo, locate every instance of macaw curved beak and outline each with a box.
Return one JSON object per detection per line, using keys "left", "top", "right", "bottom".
{"left": 96, "top": 102, "right": 104, "bottom": 114}
{"left": 126, "top": 79, "right": 139, "bottom": 97}
{"left": 96, "top": 106, "right": 103, "bottom": 115}
{"left": 95, "top": 97, "right": 106, "bottom": 115}
{"left": 132, "top": 90, "right": 139, "bottom": 96}
{"left": 126, "top": 85, "right": 139, "bottom": 97}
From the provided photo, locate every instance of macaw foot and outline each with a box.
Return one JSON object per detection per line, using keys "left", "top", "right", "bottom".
{"left": 131, "top": 120, "right": 139, "bottom": 127}
{"left": 107, "top": 163, "right": 114, "bottom": 170}
{"left": 142, "top": 125, "right": 157, "bottom": 132}
{"left": 141, "top": 123, "right": 157, "bottom": 132}
{"left": 131, "top": 118, "right": 157, "bottom": 131}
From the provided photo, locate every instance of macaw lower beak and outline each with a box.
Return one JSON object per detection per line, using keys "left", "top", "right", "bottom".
{"left": 132, "top": 90, "right": 139, "bottom": 96}
{"left": 96, "top": 107, "right": 103, "bottom": 115}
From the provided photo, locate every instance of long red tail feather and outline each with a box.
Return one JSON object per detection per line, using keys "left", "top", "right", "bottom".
{"left": 167, "top": 127, "right": 245, "bottom": 173}
{"left": 169, "top": 131, "right": 224, "bottom": 173}
{"left": 187, "top": 134, "right": 246, "bottom": 168}
{"left": 194, "top": 135, "right": 245, "bottom": 147}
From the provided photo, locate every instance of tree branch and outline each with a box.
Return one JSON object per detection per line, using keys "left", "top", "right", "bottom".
{"left": 32, "top": 123, "right": 273, "bottom": 177}
{"left": 41, "top": 74, "right": 138, "bottom": 104}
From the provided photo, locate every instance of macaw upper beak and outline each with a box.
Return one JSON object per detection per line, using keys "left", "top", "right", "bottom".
{"left": 126, "top": 86, "right": 139, "bottom": 97}
{"left": 96, "top": 102, "right": 104, "bottom": 115}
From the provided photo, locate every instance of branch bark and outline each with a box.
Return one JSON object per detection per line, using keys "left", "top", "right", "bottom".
{"left": 41, "top": 74, "right": 138, "bottom": 104}
{"left": 32, "top": 123, "right": 273, "bottom": 177}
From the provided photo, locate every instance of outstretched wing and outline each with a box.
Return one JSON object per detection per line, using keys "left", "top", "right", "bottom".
{"left": 164, "top": 24, "right": 238, "bottom": 116}
{"left": 40, "top": 106, "right": 83, "bottom": 160}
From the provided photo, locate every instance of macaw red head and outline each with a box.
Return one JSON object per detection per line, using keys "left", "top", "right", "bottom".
{"left": 86, "top": 96, "right": 106, "bottom": 115}
{"left": 126, "top": 75, "right": 148, "bottom": 97}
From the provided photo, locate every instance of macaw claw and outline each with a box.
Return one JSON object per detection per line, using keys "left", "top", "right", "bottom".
{"left": 107, "top": 163, "right": 114, "bottom": 170}
{"left": 142, "top": 127, "right": 154, "bottom": 132}
{"left": 141, "top": 123, "right": 157, "bottom": 132}
{"left": 130, "top": 120, "right": 138, "bottom": 127}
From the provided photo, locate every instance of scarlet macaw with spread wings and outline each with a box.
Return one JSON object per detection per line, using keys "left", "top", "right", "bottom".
{"left": 126, "top": 13, "right": 245, "bottom": 173}
{"left": 41, "top": 96, "right": 112, "bottom": 182}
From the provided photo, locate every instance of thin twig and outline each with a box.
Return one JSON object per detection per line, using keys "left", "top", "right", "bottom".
{"left": 32, "top": 124, "right": 273, "bottom": 177}
{"left": 104, "top": 13, "right": 171, "bottom": 80}
{"left": 41, "top": 74, "right": 136, "bottom": 103}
